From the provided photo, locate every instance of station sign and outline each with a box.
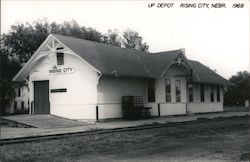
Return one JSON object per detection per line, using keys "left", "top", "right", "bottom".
{"left": 49, "top": 66, "right": 74, "bottom": 75}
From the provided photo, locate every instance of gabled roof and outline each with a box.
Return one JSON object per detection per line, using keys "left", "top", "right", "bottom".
{"left": 13, "top": 34, "right": 232, "bottom": 85}
{"left": 136, "top": 51, "right": 182, "bottom": 78}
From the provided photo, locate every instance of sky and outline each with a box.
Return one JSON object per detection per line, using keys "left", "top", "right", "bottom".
{"left": 1, "top": 0, "right": 249, "bottom": 79}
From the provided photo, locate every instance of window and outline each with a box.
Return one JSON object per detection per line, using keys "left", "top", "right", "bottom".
{"left": 210, "top": 85, "right": 214, "bottom": 102}
{"left": 165, "top": 79, "right": 171, "bottom": 102}
{"left": 175, "top": 80, "right": 181, "bottom": 102}
{"left": 148, "top": 79, "right": 155, "bottom": 102}
{"left": 188, "top": 84, "right": 193, "bottom": 102}
{"left": 21, "top": 102, "right": 24, "bottom": 111}
{"left": 14, "top": 102, "right": 17, "bottom": 112}
{"left": 200, "top": 85, "right": 205, "bottom": 102}
{"left": 217, "top": 86, "right": 220, "bottom": 102}
{"left": 56, "top": 47, "right": 64, "bottom": 65}
{"left": 17, "top": 88, "right": 21, "bottom": 97}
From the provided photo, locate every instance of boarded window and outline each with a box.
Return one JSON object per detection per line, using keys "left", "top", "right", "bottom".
{"left": 148, "top": 79, "right": 155, "bottom": 102}
{"left": 56, "top": 47, "right": 64, "bottom": 65}
{"left": 217, "top": 86, "right": 220, "bottom": 102}
{"left": 210, "top": 85, "right": 214, "bottom": 102}
{"left": 165, "top": 79, "right": 171, "bottom": 102}
{"left": 200, "top": 85, "right": 205, "bottom": 102}
{"left": 188, "top": 83, "right": 193, "bottom": 102}
{"left": 175, "top": 80, "right": 181, "bottom": 102}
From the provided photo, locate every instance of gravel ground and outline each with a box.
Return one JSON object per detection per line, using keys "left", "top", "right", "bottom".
{"left": 0, "top": 116, "right": 250, "bottom": 162}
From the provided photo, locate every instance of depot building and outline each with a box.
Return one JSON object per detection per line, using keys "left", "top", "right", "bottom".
{"left": 13, "top": 34, "right": 232, "bottom": 120}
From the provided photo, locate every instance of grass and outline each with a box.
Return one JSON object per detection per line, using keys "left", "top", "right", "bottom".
{"left": 224, "top": 106, "right": 250, "bottom": 112}
{"left": 0, "top": 116, "right": 250, "bottom": 161}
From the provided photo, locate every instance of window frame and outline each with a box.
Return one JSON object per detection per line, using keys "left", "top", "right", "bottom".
{"left": 147, "top": 79, "right": 155, "bottom": 102}
{"left": 188, "top": 83, "right": 193, "bottom": 102}
{"left": 165, "top": 79, "right": 171, "bottom": 102}
{"left": 56, "top": 47, "right": 64, "bottom": 66}
{"left": 217, "top": 86, "right": 220, "bottom": 102}
{"left": 175, "top": 80, "right": 181, "bottom": 102}
{"left": 21, "top": 101, "right": 24, "bottom": 111}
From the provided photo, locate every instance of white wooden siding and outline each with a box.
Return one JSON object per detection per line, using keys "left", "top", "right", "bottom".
{"left": 187, "top": 102, "right": 223, "bottom": 113}
{"left": 29, "top": 50, "right": 98, "bottom": 119}
{"left": 160, "top": 103, "right": 186, "bottom": 116}
{"left": 97, "top": 75, "right": 147, "bottom": 119}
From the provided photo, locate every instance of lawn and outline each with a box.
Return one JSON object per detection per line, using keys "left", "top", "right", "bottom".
{"left": 1, "top": 116, "right": 250, "bottom": 162}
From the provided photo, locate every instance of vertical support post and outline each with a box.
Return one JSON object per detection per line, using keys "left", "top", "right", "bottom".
{"left": 96, "top": 106, "right": 99, "bottom": 121}
{"left": 158, "top": 103, "right": 161, "bottom": 117}
{"left": 185, "top": 102, "right": 188, "bottom": 115}
{"left": 31, "top": 101, "right": 34, "bottom": 115}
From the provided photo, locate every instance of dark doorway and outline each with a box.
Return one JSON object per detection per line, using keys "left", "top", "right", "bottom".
{"left": 34, "top": 80, "right": 50, "bottom": 114}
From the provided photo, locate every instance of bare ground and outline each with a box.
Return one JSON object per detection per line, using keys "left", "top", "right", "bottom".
{"left": 1, "top": 116, "right": 250, "bottom": 162}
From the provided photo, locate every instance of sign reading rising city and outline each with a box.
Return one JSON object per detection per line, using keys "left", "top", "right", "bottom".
{"left": 49, "top": 66, "right": 74, "bottom": 75}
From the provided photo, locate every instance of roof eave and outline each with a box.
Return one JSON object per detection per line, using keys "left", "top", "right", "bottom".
{"left": 12, "top": 34, "right": 54, "bottom": 82}
{"left": 189, "top": 80, "right": 234, "bottom": 86}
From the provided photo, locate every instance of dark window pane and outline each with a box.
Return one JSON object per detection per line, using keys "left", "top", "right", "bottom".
{"left": 148, "top": 79, "right": 155, "bottom": 102}
{"left": 21, "top": 102, "right": 24, "bottom": 110}
{"left": 56, "top": 47, "right": 64, "bottom": 65}
{"left": 200, "top": 85, "right": 205, "bottom": 102}
{"left": 188, "top": 84, "right": 193, "bottom": 102}
{"left": 14, "top": 102, "right": 17, "bottom": 112}
{"left": 18, "top": 88, "right": 21, "bottom": 97}
{"left": 210, "top": 85, "right": 214, "bottom": 102}
{"left": 57, "top": 53, "right": 64, "bottom": 65}
{"left": 165, "top": 79, "right": 171, "bottom": 102}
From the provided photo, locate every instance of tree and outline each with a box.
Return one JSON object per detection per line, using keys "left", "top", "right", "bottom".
{"left": 123, "top": 29, "right": 149, "bottom": 52}
{"left": 102, "top": 29, "right": 123, "bottom": 47}
{"left": 2, "top": 23, "right": 45, "bottom": 63}
{"left": 224, "top": 71, "right": 250, "bottom": 106}
{"left": 0, "top": 48, "right": 24, "bottom": 115}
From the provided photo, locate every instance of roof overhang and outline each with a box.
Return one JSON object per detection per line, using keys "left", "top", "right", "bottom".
{"left": 12, "top": 35, "right": 54, "bottom": 81}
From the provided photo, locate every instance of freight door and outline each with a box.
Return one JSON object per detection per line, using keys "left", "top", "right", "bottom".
{"left": 34, "top": 80, "right": 50, "bottom": 114}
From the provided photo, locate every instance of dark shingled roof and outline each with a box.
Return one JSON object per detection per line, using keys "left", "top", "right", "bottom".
{"left": 13, "top": 34, "right": 231, "bottom": 85}
{"left": 53, "top": 34, "right": 232, "bottom": 85}
{"left": 53, "top": 34, "right": 186, "bottom": 79}
{"left": 136, "top": 51, "right": 182, "bottom": 78}
{"left": 189, "top": 60, "right": 233, "bottom": 85}
{"left": 53, "top": 34, "right": 150, "bottom": 78}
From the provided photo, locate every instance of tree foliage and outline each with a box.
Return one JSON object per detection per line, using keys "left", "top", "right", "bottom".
{"left": 224, "top": 71, "right": 250, "bottom": 106}
{"left": 123, "top": 29, "right": 149, "bottom": 52}
{"left": 0, "top": 48, "right": 23, "bottom": 115}
{"left": 102, "top": 29, "right": 123, "bottom": 47}
{"left": 2, "top": 19, "right": 149, "bottom": 63}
